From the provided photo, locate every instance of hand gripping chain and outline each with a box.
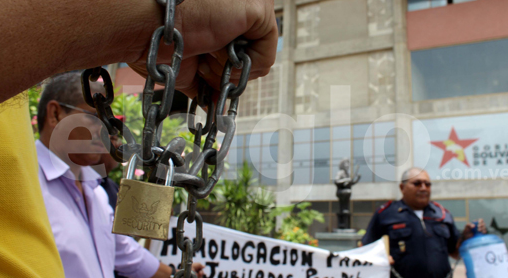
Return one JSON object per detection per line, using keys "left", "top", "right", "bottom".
{"left": 81, "top": 0, "right": 252, "bottom": 276}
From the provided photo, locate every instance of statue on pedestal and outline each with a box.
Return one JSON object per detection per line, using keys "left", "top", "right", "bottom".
{"left": 334, "top": 158, "right": 361, "bottom": 230}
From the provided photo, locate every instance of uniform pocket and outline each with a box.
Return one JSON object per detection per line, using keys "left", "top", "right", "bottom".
{"left": 388, "top": 227, "right": 412, "bottom": 239}
{"left": 388, "top": 227, "right": 412, "bottom": 262}
{"left": 433, "top": 224, "right": 450, "bottom": 239}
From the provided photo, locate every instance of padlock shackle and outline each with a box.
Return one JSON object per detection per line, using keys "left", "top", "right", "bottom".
{"left": 126, "top": 153, "right": 175, "bottom": 185}
{"left": 125, "top": 154, "right": 140, "bottom": 180}
{"left": 164, "top": 159, "right": 174, "bottom": 186}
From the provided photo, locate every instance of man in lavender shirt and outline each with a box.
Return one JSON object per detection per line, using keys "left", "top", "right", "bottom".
{"left": 35, "top": 73, "right": 204, "bottom": 278}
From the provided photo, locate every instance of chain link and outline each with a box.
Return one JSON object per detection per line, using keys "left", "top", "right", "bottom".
{"left": 80, "top": 0, "right": 252, "bottom": 275}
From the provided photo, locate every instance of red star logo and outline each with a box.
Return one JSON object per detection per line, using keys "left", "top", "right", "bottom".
{"left": 430, "top": 127, "right": 478, "bottom": 168}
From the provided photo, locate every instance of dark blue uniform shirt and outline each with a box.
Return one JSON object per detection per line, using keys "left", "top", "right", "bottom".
{"left": 361, "top": 200, "right": 460, "bottom": 278}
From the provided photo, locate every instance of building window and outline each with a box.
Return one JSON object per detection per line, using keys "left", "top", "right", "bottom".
{"left": 408, "top": 0, "right": 475, "bottom": 12}
{"left": 276, "top": 12, "right": 283, "bottom": 37}
{"left": 292, "top": 122, "right": 395, "bottom": 185}
{"left": 238, "top": 65, "right": 281, "bottom": 118}
{"left": 293, "top": 129, "right": 313, "bottom": 185}
{"left": 305, "top": 200, "right": 391, "bottom": 236}
{"left": 276, "top": 12, "right": 284, "bottom": 52}
{"left": 352, "top": 122, "right": 396, "bottom": 183}
{"left": 294, "top": 62, "right": 319, "bottom": 114}
{"left": 220, "top": 131, "right": 279, "bottom": 186}
{"left": 469, "top": 198, "right": 508, "bottom": 238}
{"left": 292, "top": 127, "right": 335, "bottom": 185}
{"left": 305, "top": 201, "right": 338, "bottom": 236}
{"left": 296, "top": 4, "right": 320, "bottom": 48}
{"left": 411, "top": 38, "right": 508, "bottom": 101}
{"left": 436, "top": 199, "right": 467, "bottom": 230}
{"left": 350, "top": 200, "right": 390, "bottom": 231}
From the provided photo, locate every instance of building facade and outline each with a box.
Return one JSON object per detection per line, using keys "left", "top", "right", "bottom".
{"left": 113, "top": 0, "right": 508, "bottom": 240}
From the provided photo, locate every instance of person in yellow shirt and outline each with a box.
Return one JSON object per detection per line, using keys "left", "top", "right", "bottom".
{"left": 0, "top": 0, "right": 277, "bottom": 276}
{"left": 0, "top": 95, "right": 65, "bottom": 277}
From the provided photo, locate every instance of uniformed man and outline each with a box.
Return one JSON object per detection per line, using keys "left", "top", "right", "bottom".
{"left": 361, "top": 167, "right": 486, "bottom": 278}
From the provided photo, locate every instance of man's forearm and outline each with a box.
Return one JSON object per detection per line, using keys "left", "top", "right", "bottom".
{"left": 0, "top": 0, "right": 161, "bottom": 102}
{"left": 150, "top": 262, "right": 173, "bottom": 278}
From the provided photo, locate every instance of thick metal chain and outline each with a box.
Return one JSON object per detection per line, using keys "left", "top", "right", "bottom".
{"left": 80, "top": 0, "right": 251, "bottom": 276}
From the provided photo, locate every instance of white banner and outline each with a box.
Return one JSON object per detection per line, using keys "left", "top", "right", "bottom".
{"left": 149, "top": 217, "right": 390, "bottom": 278}
{"left": 413, "top": 112, "right": 508, "bottom": 180}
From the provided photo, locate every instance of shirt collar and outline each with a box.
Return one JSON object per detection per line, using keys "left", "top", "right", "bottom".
{"left": 36, "top": 140, "right": 102, "bottom": 187}
{"left": 398, "top": 199, "right": 436, "bottom": 213}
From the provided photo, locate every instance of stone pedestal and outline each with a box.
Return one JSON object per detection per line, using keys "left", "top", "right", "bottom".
{"left": 315, "top": 230, "right": 362, "bottom": 252}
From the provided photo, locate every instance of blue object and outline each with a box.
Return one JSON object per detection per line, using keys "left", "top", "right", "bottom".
{"left": 459, "top": 221, "right": 507, "bottom": 278}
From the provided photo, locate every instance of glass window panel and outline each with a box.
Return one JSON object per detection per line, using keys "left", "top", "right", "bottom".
{"left": 333, "top": 125, "right": 351, "bottom": 140}
{"left": 374, "top": 122, "right": 395, "bottom": 137}
{"left": 270, "top": 145, "right": 278, "bottom": 163}
{"left": 308, "top": 216, "right": 329, "bottom": 237}
{"left": 435, "top": 200, "right": 466, "bottom": 218}
{"left": 246, "top": 133, "right": 261, "bottom": 146}
{"left": 262, "top": 131, "right": 279, "bottom": 145}
{"left": 353, "top": 201, "right": 373, "bottom": 213}
{"left": 454, "top": 221, "right": 467, "bottom": 231}
{"left": 430, "top": 0, "right": 447, "bottom": 8}
{"left": 375, "top": 137, "right": 396, "bottom": 159}
{"left": 331, "top": 202, "right": 340, "bottom": 213}
{"left": 262, "top": 145, "right": 279, "bottom": 164}
{"left": 468, "top": 199, "right": 508, "bottom": 234}
{"left": 310, "top": 202, "right": 330, "bottom": 213}
{"left": 374, "top": 163, "right": 395, "bottom": 183}
{"left": 260, "top": 168, "right": 278, "bottom": 186}
{"left": 293, "top": 129, "right": 311, "bottom": 143}
{"left": 333, "top": 140, "right": 352, "bottom": 161}
{"left": 227, "top": 147, "right": 243, "bottom": 166}
{"left": 261, "top": 146, "right": 272, "bottom": 163}
{"left": 314, "top": 127, "right": 330, "bottom": 141}
{"left": 313, "top": 166, "right": 330, "bottom": 184}
{"left": 412, "top": 38, "right": 508, "bottom": 101}
{"left": 224, "top": 163, "right": 239, "bottom": 180}
{"left": 355, "top": 164, "right": 374, "bottom": 183}
{"left": 250, "top": 165, "right": 261, "bottom": 183}
{"left": 407, "top": 0, "right": 430, "bottom": 12}
{"left": 231, "top": 134, "right": 244, "bottom": 148}
{"left": 353, "top": 138, "right": 373, "bottom": 158}
{"left": 245, "top": 147, "right": 261, "bottom": 164}
{"left": 352, "top": 215, "right": 373, "bottom": 230}
{"left": 277, "top": 36, "right": 284, "bottom": 52}
{"left": 330, "top": 215, "right": 338, "bottom": 233}
{"left": 292, "top": 166, "right": 311, "bottom": 184}
{"left": 293, "top": 143, "right": 311, "bottom": 161}
{"left": 313, "top": 141, "right": 330, "bottom": 160}
{"left": 353, "top": 124, "right": 371, "bottom": 138}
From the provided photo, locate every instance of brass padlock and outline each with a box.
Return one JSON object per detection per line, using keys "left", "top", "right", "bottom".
{"left": 112, "top": 154, "right": 175, "bottom": 240}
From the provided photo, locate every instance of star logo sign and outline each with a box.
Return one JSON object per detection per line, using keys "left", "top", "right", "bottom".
{"left": 430, "top": 127, "right": 478, "bottom": 168}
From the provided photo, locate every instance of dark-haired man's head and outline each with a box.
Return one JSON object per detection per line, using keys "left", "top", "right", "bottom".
{"left": 38, "top": 72, "right": 106, "bottom": 167}
{"left": 399, "top": 167, "right": 431, "bottom": 210}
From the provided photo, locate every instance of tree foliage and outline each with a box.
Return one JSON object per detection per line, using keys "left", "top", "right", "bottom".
{"left": 271, "top": 202, "right": 324, "bottom": 247}
{"left": 212, "top": 162, "right": 324, "bottom": 246}
{"left": 213, "top": 162, "right": 275, "bottom": 236}
{"left": 27, "top": 86, "right": 41, "bottom": 139}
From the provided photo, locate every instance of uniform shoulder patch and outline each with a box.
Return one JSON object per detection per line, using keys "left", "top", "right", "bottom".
{"left": 433, "top": 201, "right": 450, "bottom": 213}
{"left": 377, "top": 201, "right": 393, "bottom": 214}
